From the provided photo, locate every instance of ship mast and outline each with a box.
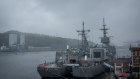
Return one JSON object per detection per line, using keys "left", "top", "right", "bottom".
{"left": 77, "top": 21, "right": 90, "bottom": 53}
{"left": 100, "top": 18, "right": 110, "bottom": 46}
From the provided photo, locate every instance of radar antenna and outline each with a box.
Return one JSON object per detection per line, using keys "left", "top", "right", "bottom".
{"left": 100, "top": 18, "right": 110, "bottom": 45}
{"left": 77, "top": 21, "right": 90, "bottom": 52}
{"left": 100, "top": 18, "right": 109, "bottom": 37}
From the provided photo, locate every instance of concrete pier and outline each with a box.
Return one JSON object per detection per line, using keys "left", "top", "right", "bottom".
{"left": 104, "top": 72, "right": 115, "bottom": 79}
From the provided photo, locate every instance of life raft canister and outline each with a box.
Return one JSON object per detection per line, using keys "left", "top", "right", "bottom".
{"left": 42, "top": 61, "right": 46, "bottom": 68}
{"left": 42, "top": 63, "right": 46, "bottom": 68}
{"left": 80, "top": 60, "right": 83, "bottom": 64}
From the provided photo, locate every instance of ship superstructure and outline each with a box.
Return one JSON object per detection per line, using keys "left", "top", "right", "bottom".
{"left": 100, "top": 18, "right": 116, "bottom": 63}
{"left": 77, "top": 21, "right": 90, "bottom": 53}
{"left": 100, "top": 18, "right": 110, "bottom": 46}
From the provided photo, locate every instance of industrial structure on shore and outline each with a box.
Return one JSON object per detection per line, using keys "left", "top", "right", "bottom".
{"left": 0, "top": 32, "right": 25, "bottom": 52}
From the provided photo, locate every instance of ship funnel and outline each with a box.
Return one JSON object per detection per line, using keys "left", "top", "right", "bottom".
{"left": 67, "top": 45, "right": 69, "bottom": 49}
{"left": 85, "top": 55, "right": 87, "bottom": 61}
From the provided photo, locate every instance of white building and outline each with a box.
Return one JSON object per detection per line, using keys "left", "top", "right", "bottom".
{"left": 9, "top": 34, "right": 17, "bottom": 47}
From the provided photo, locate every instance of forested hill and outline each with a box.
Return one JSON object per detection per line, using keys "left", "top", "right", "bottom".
{"left": 25, "top": 32, "right": 79, "bottom": 49}
{"left": 2, "top": 30, "right": 80, "bottom": 49}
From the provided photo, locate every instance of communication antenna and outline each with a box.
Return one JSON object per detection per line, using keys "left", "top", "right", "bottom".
{"left": 77, "top": 21, "right": 90, "bottom": 52}
{"left": 100, "top": 18, "right": 109, "bottom": 37}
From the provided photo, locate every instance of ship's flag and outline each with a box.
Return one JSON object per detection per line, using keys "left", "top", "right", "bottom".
{"left": 42, "top": 61, "right": 46, "bottom": 68}
{"left": 80, "top": 60, "right": 83, "bottom": 64}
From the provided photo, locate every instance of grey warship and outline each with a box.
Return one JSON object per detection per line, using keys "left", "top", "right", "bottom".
{"left": 37, "top": 19, "right": 116, "bottom": 78}
{"left": 72, "top": 19, "right": 116, "bottom": 78}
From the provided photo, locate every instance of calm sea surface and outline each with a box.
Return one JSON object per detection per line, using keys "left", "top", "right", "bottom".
{"left": 0, "top": 51, "right": 105, "bottom": 79}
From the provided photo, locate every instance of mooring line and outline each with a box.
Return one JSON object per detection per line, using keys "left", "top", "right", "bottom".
{"left": 44, "top": 68, "right": 68, "bottom": 79}
{"left": 81, "top": 67, "right": 88, "bottom": 79}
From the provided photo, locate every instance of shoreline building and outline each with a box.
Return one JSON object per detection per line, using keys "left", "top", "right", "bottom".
{"left": 129, "top": 46, "right": 140, "bottom": 79}
{"left": 9, "top": 34, "right": 25, "bottom": 51}
{"left": 114, "top": 58, "right": 131, "bottom": 75}
{"left": 9, "top": 34, "right": 18, "bottom": 51}
{"left": 19, "top": 35, "right": 25, "bottom": 50}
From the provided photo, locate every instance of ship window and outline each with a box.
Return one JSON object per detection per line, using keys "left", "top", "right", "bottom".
{"left": 135, "top": 51, "right": 137, "bottom": 55}
{"left": 94, "top": 52, "right": 101, "bottom": 58}
{"left": 133, "top": 67, "right": 139, "bottom": 72}
{"left": 134, "top": 59, "right": 139, "bottom": 64}
{"left": 133, "top": 59, "right": 136, "bottom": 63}
{"left": 133, "top": 51, "right": 137, "bottom": 55}
{"left": 136, "top": 59, "right": 139, "bottom": 64}
{"left": 133, "top": 51, "right": 135, "bottom": 55}
{"left": 137, "top": 51, "right": 139, "bottom": 55}
{"left": 70, "top": 58, "right": 76, "bottom": 63}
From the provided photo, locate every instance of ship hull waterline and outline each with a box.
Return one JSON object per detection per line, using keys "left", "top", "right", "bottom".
{"left": 37, "top": 64, "right": 71, "bottom": 78}
{"left": 72, "top": 64, "right": 107, "bottom": 78}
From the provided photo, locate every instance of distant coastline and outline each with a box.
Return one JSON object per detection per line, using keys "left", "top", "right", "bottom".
{"left": 0, "top": 30, "right": 86, "bottom": 52}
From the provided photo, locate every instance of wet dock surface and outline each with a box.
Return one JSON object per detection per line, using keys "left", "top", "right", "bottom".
{"left": 104, "top": 72, "right": 115, "bottom": 79}
{"left": 0, "top": 51, "right": 107, "bottom": 79}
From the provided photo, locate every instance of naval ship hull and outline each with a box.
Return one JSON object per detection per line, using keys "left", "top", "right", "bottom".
{"left": 72, "top": 64, "right": 106, "bottom": 78}
{"left": 37, "top": 64, "right": 70, "bottom": 78}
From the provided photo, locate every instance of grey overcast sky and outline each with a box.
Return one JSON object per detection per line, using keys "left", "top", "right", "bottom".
{"left": 0, "top": 0, "right": 140, "bottom": 46}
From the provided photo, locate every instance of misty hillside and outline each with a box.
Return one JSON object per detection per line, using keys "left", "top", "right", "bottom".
{"left": 24, "top": 32, "right": 80, "bottom": 49}
{"left": 0, "top": 30, "right": 81, "bottom": 49}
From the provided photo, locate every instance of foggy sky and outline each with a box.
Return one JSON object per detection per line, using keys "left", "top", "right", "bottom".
{"left": 0, "top": 0, "right": 140, "bottom": 46}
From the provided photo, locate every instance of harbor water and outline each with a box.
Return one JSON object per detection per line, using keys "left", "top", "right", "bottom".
{"left": 0, "top": 51, "right": 106, "bottom": 79}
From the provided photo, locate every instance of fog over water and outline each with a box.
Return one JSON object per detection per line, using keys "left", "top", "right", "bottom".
{"left": 0, "top": 51, "right": 55, "bottom": 79}
{"left": 0, "top": 0, "right": 140, "bottom": 46}
{"left": 0, "top": 51, "right": 105, "bottom": 79}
